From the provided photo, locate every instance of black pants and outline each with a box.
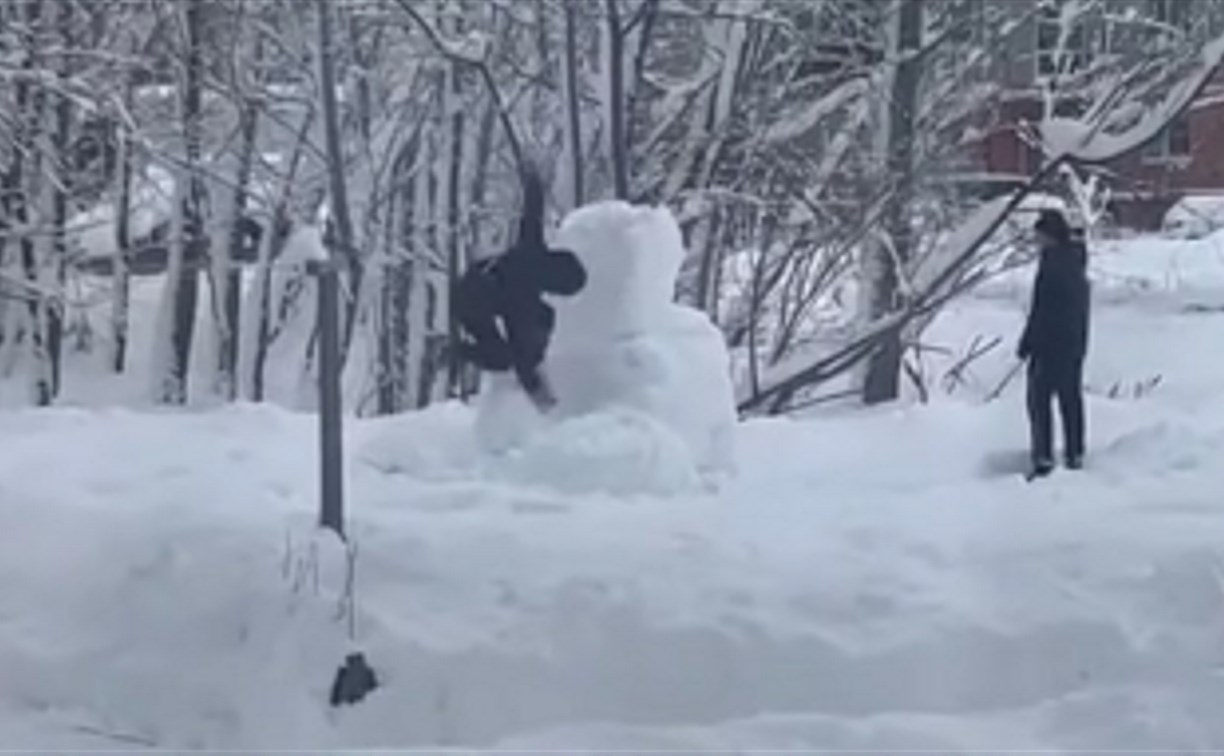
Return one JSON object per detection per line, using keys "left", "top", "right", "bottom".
{"left": 1027, "top": 357, "right": 1085, "bottom": 465}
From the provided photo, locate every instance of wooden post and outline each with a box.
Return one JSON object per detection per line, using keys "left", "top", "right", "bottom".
{"left": 309, "top": 259, "right": 345, "bottom": 538}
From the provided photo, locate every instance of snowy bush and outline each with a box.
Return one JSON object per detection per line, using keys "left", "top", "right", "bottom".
{"left": 1162, "top": 196, "right": 1224, "bottom": 240}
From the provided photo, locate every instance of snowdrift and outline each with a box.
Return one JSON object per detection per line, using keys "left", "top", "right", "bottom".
{"left": 6, "top": 201, "right": 1224, "bottom": 752}
{"left": 7, "top": 359, "right": 1224, "bottom": 749}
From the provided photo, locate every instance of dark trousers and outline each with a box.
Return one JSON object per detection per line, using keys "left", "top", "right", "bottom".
{"left": 1027, "top": 357, "right": 1085, "bottom": 465}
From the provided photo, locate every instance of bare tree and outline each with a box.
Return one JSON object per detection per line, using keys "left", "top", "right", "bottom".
{"left": 444, "top": 11, "right": 467, "bottom": 398}
{"left": 11, "top": 0, "right": 54, "bottom": 406}
{"left": 562, "top": 0, "right": 586, "bottom": 209}
{"left": 605, "top": 0, "right": 629, "bottom": 199}
{"left": 111, "top": 56, "right": 135, "bottom": 375}
{"left": 212, "top": 2, "right": 264, "bottom": 401}
{"left": 862, "top": 0, "right": 923, "bottom": 405}
{"left": 156, "top": 0, "right": 207, "bottom": 405}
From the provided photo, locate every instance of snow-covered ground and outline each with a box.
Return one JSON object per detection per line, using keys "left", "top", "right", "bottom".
{"left": 3, "top": 231, "right": 1224, "bottom": 750}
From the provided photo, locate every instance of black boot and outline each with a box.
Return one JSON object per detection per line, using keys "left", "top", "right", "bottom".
{"left": 1028, "top": 458, "right": 1055, "bottom": 480}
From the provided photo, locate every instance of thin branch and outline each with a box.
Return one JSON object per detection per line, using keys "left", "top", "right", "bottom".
{"left": 390, "top": 0, "right": 525, "bottom": 172}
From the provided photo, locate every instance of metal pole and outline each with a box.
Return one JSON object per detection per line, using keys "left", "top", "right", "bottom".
{"left": 310, "top": 259, "right": 345, "bottom": 538}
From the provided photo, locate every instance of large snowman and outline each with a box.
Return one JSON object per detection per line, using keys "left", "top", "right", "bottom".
{"left": 474, "top": 201, "right": 736, "bottom": 492}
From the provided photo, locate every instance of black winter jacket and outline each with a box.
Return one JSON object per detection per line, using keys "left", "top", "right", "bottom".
{"left": 454, "top": 169, "right": 587, "bottom": 392}
{"left": 1019, "top": 239, "right": 1090, "bottom": 366}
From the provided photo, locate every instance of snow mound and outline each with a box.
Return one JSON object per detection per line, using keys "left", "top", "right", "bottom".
{"left": 360, "top": 400, "right": 703, "bottom": 496}
{"left": 496, "top": 407, "right": 702, "bottom": 496}
{"left": 359, "top": 401, "right": 479, "bottom": 481}
{"left": 11, "top": 230, "right": 1224, "bottom": 750}
{"left": 473, "top": 373, "right": 550, "bottom": 455}
{"left": 475, "top": 201, "right": 736, "bottom": 483}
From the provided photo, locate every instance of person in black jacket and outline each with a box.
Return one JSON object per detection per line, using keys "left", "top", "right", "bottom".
{"left": 455, "top": 168, "right": 587, "bottom": 409}
{"left": 1018, "top": 209, "right": 1091, "bottom": 477}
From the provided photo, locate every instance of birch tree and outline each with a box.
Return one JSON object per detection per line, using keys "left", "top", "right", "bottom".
{"left": 210, "top": 0, "right": 264, "bottom": 401}
{"left": 155, "top": 0, "right": 207, "bottom": 404}
{"left": 10, "top": 0, "right": 55, "bottom": 405}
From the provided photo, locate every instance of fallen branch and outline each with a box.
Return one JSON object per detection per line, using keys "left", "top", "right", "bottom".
{"left": 942, "top": 334, "right": 1003, "bottom": 394}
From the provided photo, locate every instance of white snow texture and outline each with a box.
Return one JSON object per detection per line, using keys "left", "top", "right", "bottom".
{"left": 474, "top": 201, "right": 737, "bottom": 488}
{"left": 7, "top": 220, "right": 1224, "bottom": 751}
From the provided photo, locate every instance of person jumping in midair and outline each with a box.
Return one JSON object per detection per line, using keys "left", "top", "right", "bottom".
{"left": 1018, "top": 209, "right": 1091, "bottom": 478}
{"left": 454, "top": 167, "right": 587, "bottom": 410}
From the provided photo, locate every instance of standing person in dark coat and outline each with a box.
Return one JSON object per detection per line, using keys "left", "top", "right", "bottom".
{"left": 1018, "top": 209, "right": 1091, "bottom": 478}
{"left": 454, "top": 168, "right": 587, "bottom": 410}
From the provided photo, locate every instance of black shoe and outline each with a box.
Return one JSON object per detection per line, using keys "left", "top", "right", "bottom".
{"left": 1065, "top": 455, "right": 1084, "bottom": 470}
{"left": 1028, "top": 459, "right": 1054, "bottom": 480}
{"left": 524, "top": 382, "right": 557, "bottom": 412}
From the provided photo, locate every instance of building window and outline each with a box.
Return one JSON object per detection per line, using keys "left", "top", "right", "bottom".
{"left": 1144, "top": 115, "right": 1192, "bottom": 160}
{"left": 1149, "top": 0, "right": 1191, "bottom": 30}
{"left": 1037, "top": 0, "right": 1090, "bottom": 79}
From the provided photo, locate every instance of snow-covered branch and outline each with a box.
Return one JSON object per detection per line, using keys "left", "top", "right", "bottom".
{"left": 389, "top": 0, "right": 525, "bottom": 172}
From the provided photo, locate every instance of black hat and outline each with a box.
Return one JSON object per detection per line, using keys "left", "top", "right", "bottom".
{"left": 1034, "top": 209, "right": 1071, "bottom": 243}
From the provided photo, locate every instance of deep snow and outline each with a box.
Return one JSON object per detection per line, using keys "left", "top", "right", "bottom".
{"left": 2, "top": 232, "right": 1224, "bottom": 750}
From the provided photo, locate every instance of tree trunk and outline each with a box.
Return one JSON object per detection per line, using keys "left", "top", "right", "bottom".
{"left": 469, "top": 99, "right": 498, "bottom": 251}
{"left": 693, "top": 210, "right": 723, "bottom": 316}
{"left": 376, "top": 181, "right": 402, "bottom": 415}
{"left": 316, "top": 0, "right": 361, "bottom": 359}
{"left": 406, "top": 136, "right": 431, "bottom": 408}
{"left": 562, "top": 1, "right": 585, "bottom": 209}
{"left": 161, "top": 0, "right": 206, "bottom": 404}
{"left": 605, "top": 0, "right": 629, "bottom": 199}
{"left": 389, "top": 244, "right": 412, "bottom": 410}
{"left": 48, "top": 0, "right": 73, "bottom": 398}
{"left": 112, "top": 70, "right": 134, "bottom": 374}
{"left": 375, "top": 138, "right": 415, "bottom": 416}
{"left": 217, "top": 99, "right": 259, "bottom": 401}
{"left": 435, "top": 13, "right": 462, "bottom": 401}
{"left": 16, "top": 0, "right": 52, "bottom": 406}
{"left": 250, "top": 214, "right": 293, "bottom": 402}
{"left": 625, "top": 0, "right": 660, "bottom": 155}
{"left": 863, "top": 0, "right": 923, "bottom": 406}
{"left": 445, "top": 37, "right": 465, "bottom": 398}
{"left": 0, "top": 3, "right": 13, "bottom": 351}
{"left": 247, "top": 108, "right": 314, "bottom": 401}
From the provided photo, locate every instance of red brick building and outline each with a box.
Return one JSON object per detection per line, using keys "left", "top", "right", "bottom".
{"left": 964, "top": 0, "right": 1224, "bottom": 230}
